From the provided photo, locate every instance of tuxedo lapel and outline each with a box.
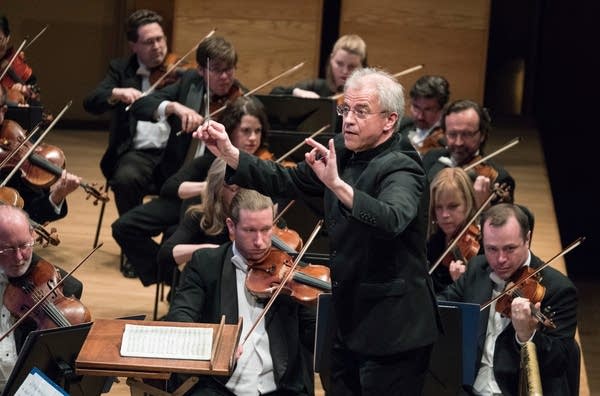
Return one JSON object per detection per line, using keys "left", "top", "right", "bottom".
{"left": 220, "top": 247, "right": 239, "bottom": 324}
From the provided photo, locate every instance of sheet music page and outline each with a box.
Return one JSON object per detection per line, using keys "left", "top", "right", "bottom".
{"left": 14, "top": 367, "right": 68, "bottom": 396}
{"left": 120, "top": 324, "right": 213, "bottom": 360}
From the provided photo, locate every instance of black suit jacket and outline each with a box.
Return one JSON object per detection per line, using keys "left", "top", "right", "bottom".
{"left": 227, "top": 132, "right": 441, "bottom": 356}
{"left": 166, "top": 242, "right": 316, "bottom": 395}
{"left": 438, "top": 253, "right": 578, "bottom": 395}
{"left": 83, "top": 55, "right": 141, "bottom": 180}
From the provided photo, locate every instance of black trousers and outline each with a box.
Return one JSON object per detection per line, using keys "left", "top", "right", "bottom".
{"left": 108, "top": 149, "right": 163, "bottom": 215}
{"left": 111, "top": 197, "right": 181, "bottom": 286}
{"left": 329, "top": 332, "right": 433, "bottom": 396}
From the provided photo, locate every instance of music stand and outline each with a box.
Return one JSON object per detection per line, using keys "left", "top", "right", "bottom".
{"left": 255, "top": 94, "right": 341, "bottom": 134}
{"left": 423, "top": 301, "right": 480, "bottom": 396}
{"left": 2, "top": 322, "right": 109, "bottom": 396}
{"left": 75, "top": 318, "right": 242, "bottom": 396}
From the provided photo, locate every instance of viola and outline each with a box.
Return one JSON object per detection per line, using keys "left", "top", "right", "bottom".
{"left": 495, "top": 266, "right": 556, "bottom": 329}
{"left": 3, "top": 258, "right": 91, "bottom": 329}
{"left": 441, "top": 223, "right": 480, "bottom": 267}
{"left": 245, "top": 247, "right": 331, "bottom": 306}
{"left": 0, "top": 120, "right": 108, "bottom": 203}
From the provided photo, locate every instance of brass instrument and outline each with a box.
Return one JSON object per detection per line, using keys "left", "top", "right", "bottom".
{"left": 519, "top": 341, "right": 543, "bottom": 396}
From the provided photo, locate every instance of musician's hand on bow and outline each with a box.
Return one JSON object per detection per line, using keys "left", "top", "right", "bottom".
{"left": 167, "top": 102, "right": 204, "bottom": 133}
{"left": 473, "top": 175, "right": 491, "bottom": 208}
{"left": 110, "top": 87, "right": 142, "bottom": 105}
{"left": 195, "top": 120, "right": 240, "bottom": 168}
{"left": 292, "top": 88, "right": 320, "bottom": 99}
{"left": 449, "top": 260, "right": 466, "bottom": 281}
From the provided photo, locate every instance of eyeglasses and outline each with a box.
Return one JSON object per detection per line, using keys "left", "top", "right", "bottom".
{"left": 208, "top": 65, "right": 235, "bottom": 75}
{"left": 0, "top": 240, "right": 37, "bottom": 255}
{"left": 445, "top": 130, "right": 480, "bottom": 141}
{"left": 336, "top": 104, "right": 387, "bottom": 120}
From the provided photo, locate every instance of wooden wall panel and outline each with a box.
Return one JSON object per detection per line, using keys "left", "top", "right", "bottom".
{"left": 171, "top": 0, "right": 323, "bottom": 92}
{"left": 339, "top": 0, "right": 490, "bottom": 105}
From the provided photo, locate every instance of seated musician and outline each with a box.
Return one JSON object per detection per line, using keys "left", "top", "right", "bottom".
{"left": 437, "top": 203, "right": 579, "bottom": 396}
{"left": 422, "top": 99, "right": 516, "bottom": 204}
{"left": 427, "top": 167, "right": 484, "bottom": 292}
{"left": 270, "top": 34, "right": 367, "bottom": 98}
{"left": 166, "top": 189, "right": 316, "bottom": 395}
{"left": 397, "top": 75, "right": 450, "bottom": 156}
{"left": 0, "top": 205, "right": 86, "bottom": 390}
{"left": 83, "top": 9, "right": 181, "bottom": 218}
{"left": 0, "top": 15, "right": 41, "bottom": 107}
{"left": 112, "top": 97, "right": 268, "bottom": 284}
{"left": 0, "top": 85, "right": 80, "bottom": 225}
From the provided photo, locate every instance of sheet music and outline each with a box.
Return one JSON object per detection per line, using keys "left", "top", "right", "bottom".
{"left": 120, "top": 324, "right": 213, "bottom": 360}
{"left": 14, "top": 367, "right": 67, "bottom": 396}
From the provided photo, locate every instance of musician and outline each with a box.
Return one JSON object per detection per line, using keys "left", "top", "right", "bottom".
{"left": 397, "top": 75, "right": 450, "bottom": 156}
{"left": 0, "top": 205, "right": 84, "bottom": 389}
{"left": 83, "top": 9, "right": 179, "bottom": 218}
{"left": 166, "top": 189, "right": 316, "bottom": 395}
{"left": 0, "top": 85, "right": 80, "bottom": 225}
{"left": 438, "top": 203, "right": 579, "bottom": 396}
{"left": 112, "top": 97, "right": 267, "bottom": 283}
{"left": 270, "top": 34, "right": 367, "bottom": 98}
{"left": 427, "top": 167, "right": 483, "bottom": 292}
{"left": 197, "top": 67, "right": 441, "bottom": 395}
{"left": 422, "top": 99, "right": 516, "bottom": 204}
{"left": 0, "top": 15, "right": 40, "bottom": 107}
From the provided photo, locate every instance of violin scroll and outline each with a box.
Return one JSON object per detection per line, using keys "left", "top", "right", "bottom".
{"left": 81, "top": 182, "right": 110, "bottom": 205}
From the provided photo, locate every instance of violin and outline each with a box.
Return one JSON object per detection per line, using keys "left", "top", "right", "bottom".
{"left": 0, "top": 46, "right": 33, "bottom": 91}
{"left": 245, "top": 247, "right": 331, "bottom": 306}
{"left": 494, "top": 266, "right": 556, "bottom": 329}
{"left": 465, "top": 156, "right": 499, "bottom": 184}
{"left": 149, "top": 53, "right": 195, "bottom": 89}
{"left": 3, "top": 258, "right": 91, "bottom": 329}
{"left": 441, "top": 223, "right": 480, "bottom": 267}
{"left": 255, "top": 147, "right": 297, "bottom": 169}
{"left": 0, "top": 186, "right": 60, "bottom": 247}
{"left": 417, "top": 127, "right": 446, "bottom": 156}
{"left": 0, "top": 120, "right": 108, "bottom": 203}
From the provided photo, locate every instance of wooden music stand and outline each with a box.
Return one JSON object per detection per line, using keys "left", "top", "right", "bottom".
{"left": 74, "top": 317, "right": 242, "bottom": 396}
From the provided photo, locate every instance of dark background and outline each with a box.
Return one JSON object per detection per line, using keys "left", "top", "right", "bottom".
{"left": 482, "top": 0, "right": 598, "bottom": 278}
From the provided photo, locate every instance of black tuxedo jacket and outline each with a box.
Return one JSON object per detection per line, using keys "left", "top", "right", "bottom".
{"left": 166, "top": 242, "right": 316, "bottom": 395}
{"left": 83, "top": 55, "right": 141, "bottom": 180}
{"left": 438, "top": 253, "right": 578, "bottom": 395}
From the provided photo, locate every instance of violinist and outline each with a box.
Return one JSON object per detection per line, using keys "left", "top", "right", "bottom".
{"left": 0, "top": 15, "right": 40, "bottom": 107}
{"left": 270, "top": 34, "right": 367, "bottom": 98}
{"left": 166, "top": 189, "right": 316, "bottom": 395}
{"left": 427, "top": 167, "right": 483, "bottom": 292}
{"left": 398, "top": 75, "right": 450, "bottom": 157}
{"left": 437, "top": 204, "right": 579, "bottom": 396}
{"left": 0, "top": 206, "right": 84, "bottom": 390}
{"left": 113, "top": 97, "right": 278, "bottom": 284}
{"left": 0, "top": 85, "right": 81, "bottom": 225}
{"left": 422, "top": 99, "right": 516, "bottom": 204}
{"left": 83, "top": 9, "right": 180, "bottom": 217}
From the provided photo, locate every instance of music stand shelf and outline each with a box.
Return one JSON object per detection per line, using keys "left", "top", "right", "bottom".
{"left": 75, "top": 318, "right": 242, "bottom": 380}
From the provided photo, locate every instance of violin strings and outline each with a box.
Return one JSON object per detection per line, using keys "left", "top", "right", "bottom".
{"left": 27, "top": 283, "right": 71, "bottom": 327}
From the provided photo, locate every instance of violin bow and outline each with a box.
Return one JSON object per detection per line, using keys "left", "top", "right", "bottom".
{"left": 480, "top": 237, "right": 585, "bottom": 311}
{"left": 276, "top": 124, "right": 330, "bottom": 164}
{"left": 464, "top": 137, "right": 522, "bottom": 172}
{"left": 0, "top": 122, "right": 42, "bottom": 170}
{"left": 428, "top": 186, "right": 506, "bottom": 275}
{"left": 175, "top": 61, "right": 305, "bottom": 136}
{"left": 241, "top": 219, "right": 323, "bottom": 346}
{"left": 23, "top": 25, "right": 49, "bottom": 51}
{"left": 0, "top": 101, "right": 72, "bottom": 188}
{"left": 330, "top": 63, "right": 424, "bottom": 101}
{"left": 0, "top": 243, "right": 103, "bottom": 343}
{"left": 0, "top": 39, "right": 27, "bottom": 82}
{"left": 125, "top": 29, "right": 217, "bottom": 111}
